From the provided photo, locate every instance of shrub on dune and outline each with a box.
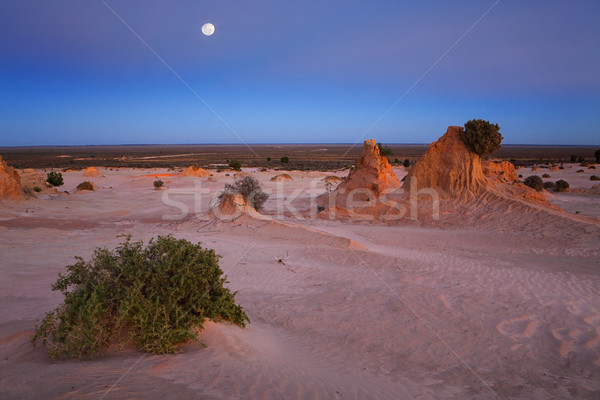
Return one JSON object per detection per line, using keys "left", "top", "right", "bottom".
{"left": 46, "top": 172, "right": 64, "bottom": 187}
{"left": 221, "top": 175, "right": 268, "bottom": 212}
{"left": 523, "top": 175, "right": 544, "bottom": 192}
{"left": 32, "top": 236, "right": 249, "bottom": 358}
{"left": 76, "top": 181, "right": 94, "bottom": 191}
{"left": 554, "top": 180, "right": 569, "bottom": 192}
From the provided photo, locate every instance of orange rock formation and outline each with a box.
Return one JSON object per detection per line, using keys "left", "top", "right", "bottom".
{"left": 335, "top": 139, "right": 401, "bottom": 196}
{"left": 404, "top": 126, "right": 487, "bottom": 196}
{"left": 180, "top": 166, "right": 210, "bottom": 177}
{"left": 0, "top": 156, "right": 24, "bottom": 200}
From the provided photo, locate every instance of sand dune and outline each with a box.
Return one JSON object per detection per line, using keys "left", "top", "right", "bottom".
{"left": 0, "top": 161, "right": 599, "bottom": 399}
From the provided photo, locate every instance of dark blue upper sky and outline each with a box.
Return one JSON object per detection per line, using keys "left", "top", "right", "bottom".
{"left": 1, "top": 0, "right": 599, "bottom": 145}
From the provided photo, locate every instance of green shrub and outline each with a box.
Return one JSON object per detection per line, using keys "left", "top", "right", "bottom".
{"left": 33, "top": 186, "right": 42, "bottom": 193}
{"left": 228, "top": 160, "right": 242, "bottom": 171}
{"left": 595, "top": 149, "right": 600, "bottom": 162}
{"left": 523, "top": 175, "right": 544, "bottom": 191}
{"left": 543, "top": 181, "right": 555, "bottom": 189}
{"left": 32, "top": 236, "right": 248, "bottom": 358}
{"left": 403, "top": 159, "right": 411, "bottom": 168}
{"left": 154, "top": 180, "right": 164, "bottom": 189}
{"left": 280, "top": 156, "right": 289, "bottom": 164}
{"left": 542, "top": 173, "right": 551, "bottom": 178}
{"left": 570, "top": 155, "right": 578, "bottom": 162}
{"left": 222, "top": 176, "right": 269, "bottom": 212}
{"left": 555, "top": 180, "right": 569, "bottom": 192}
{"left": 267, "top": 157, "right": 272, "bottom": 162}
{"left": 461, "top": 119, "right": 503, "bottom": 156}
{"left": 76, "top": 181, "right": 94, "bottom": 191}
{"left": 377, "top": 143, "right": 393, "bottom": 157}
{"left": 591, "top": 175, "right": 600, "bottom": 181}
{"left": 46, "top": 172, "right": 64, "bottom": 187}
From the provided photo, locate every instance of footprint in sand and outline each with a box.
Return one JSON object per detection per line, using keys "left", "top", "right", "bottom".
{"left": 496, "top": 315, "right": 540, "bottom": 340}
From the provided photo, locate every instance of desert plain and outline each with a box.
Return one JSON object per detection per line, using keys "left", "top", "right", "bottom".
{"left": 1, "top": 136, "right": 599, "bottom": 399}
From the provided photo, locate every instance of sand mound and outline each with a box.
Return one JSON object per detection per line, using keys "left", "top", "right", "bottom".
{"left": 322, "top": 175, "right": 343, "bottom": 184}
{"left": 483, "top": 160, "right": 519, "bottom": 184}
{"left": 83, "top": 167, "right": 102, "bottom": 177}
{"left": 207, "top": 192, "right": 270, "bottom": 222}
{"left": 0, "top": 156, "right": 24, "bottom": 200}
{"left": 531, "top": 166, "right": 540, "bottom": 171}
{"left": 404, "top": 126, "right": 488, "bottom": 196}
{"left": 551, "top": 165, "right": 559, "bottom": 172}
{"left": 271, "top": 174, "right": 293, "bottom": 182}
{"left": 180, "top": 166, "right": 210, "bottom": 177}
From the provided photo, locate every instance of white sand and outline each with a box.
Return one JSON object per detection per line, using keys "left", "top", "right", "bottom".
{"left": 0, "top": 166, "right": 599, "bottom": 399}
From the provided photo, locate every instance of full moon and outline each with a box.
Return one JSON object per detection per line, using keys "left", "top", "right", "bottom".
{"left": 202, "top": 23, "right": 215, "bottom": 36}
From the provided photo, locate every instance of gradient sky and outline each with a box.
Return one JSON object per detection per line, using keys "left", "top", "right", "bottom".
{"left": 1, "top": 0, "right": 599, "bottom": 146}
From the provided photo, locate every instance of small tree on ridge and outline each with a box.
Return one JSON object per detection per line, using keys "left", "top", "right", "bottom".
{"left": 461, "top": 119, "right": 503, "bottom": 156}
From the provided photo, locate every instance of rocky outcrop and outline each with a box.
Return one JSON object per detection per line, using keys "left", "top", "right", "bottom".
{"left": 0, "top": 156, "right": 24, "bottom": 200}
{"left": 404, "top": 126, "right": 487, "bottom": 196}
{"left": 315, "top": 139, "right": 401, "bottom": 219}
{"left": 18, "top": 169, "right": 48, "bottom": 192}
{"left": 335, "top": 139, "right": 401, "bottom": 197}
{"left": 483, "top": 160, "right": 519, "bottom": 184}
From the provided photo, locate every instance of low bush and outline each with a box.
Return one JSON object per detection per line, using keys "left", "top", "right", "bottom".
{"left": 403, "top": 159, "right": 411, "bottom": 168}
{"left": 377, "top": 143, "right": 393, "bottom": 157}
{"left": 555, "top": 180, "right": 569, "bottom": 192}
{"left": 590, "top": 175, "right": 600, "bottom": 181}
{"left": 76, "top": 181, "right": 94, "bottom": 191}
{"left": 33, "top": 186, "right": 42, "bottom": 193}
{"left": 32, "top": 236, "right": 248, "bottom": 358}
{"left": 523, "top": 175, "right": 544, "bottom": 192}
{"left": 46, "top": 172, "right": 64, "bottom": 187}
{"left": 543, "top": 181, "right": 555, "bottom": 189}
{"left": 154, "top": 180, "right": 164, "bottom": 189}
{"left": 222, "top": 175, "right": 269, "bottom": 211}
{"left": 228, "top": 160, "right": 242, "bottom": 171}
{"left": 280, "top": 156, "right": 290, "bottom": 164}
{"left": 576, "top": 169, "right": 584, "bottom": 173}
{"left": 542, "top": 173, "right": 551, "bottom": 178}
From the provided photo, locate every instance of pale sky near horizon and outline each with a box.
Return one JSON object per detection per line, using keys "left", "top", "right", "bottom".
{"left": 1, "top": 0, "right": 599, "bottom": 146}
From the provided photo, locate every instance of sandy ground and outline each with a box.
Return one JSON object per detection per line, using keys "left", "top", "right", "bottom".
{"left": 1, "top": 165, "right": 599, "bottom": 399}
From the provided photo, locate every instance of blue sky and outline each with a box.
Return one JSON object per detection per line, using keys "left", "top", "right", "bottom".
{"left": 1, "top": 0, "right": 599, "bottom": 145}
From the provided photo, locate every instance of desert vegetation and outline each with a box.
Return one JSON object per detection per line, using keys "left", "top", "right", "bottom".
{"left": 228, "top": 159, "right": 242, "bottom": 171}
{"left": 461, "top": 119, "right": 503, "bottom": 156}
{"left": 32, "top": 236, "right": 248, "bottom": 358}
{"left": 46, "top": 172, "right": 64, "bottom": 187}
{"left": 555, "top": 180, "right": 569, "bottom": 192}
{"left": 154, "top": 180, "right": 164, "bottom": 189}
{"left": 523, "top": 175, "right": 544, "bottom": 191}
{"left": 76, "top": 181, "right": 94, "bottom": 191}
{"left": 377, "top": 143, "right": 393, "bottom": 157}
{"left": 221, "top": 175, "right": 269, "bottom": 212}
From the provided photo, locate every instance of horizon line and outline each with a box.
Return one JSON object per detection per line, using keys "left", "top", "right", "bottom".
{"left": 1, "top": 143, "right": 599, "bottom": 148}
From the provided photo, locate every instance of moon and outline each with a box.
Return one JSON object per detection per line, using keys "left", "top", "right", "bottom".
{"left": 202, "top": 23, "right": 215, "bottom": 36}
